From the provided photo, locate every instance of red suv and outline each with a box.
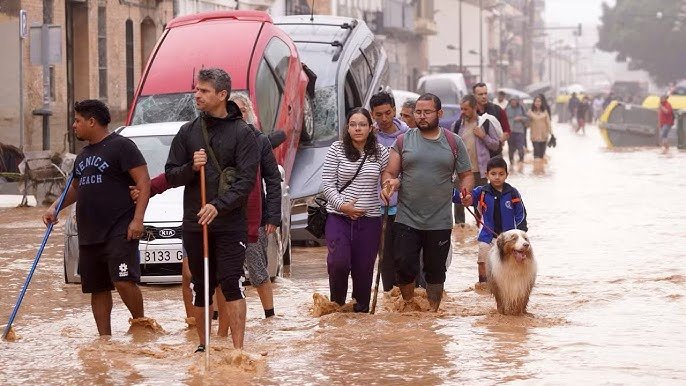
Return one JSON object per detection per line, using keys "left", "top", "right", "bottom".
{"left": 126, "top": 10, "right": 313, "bottom": 183}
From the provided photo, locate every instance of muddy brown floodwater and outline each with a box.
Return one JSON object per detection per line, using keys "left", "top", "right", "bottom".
{"left": 1, "top": 124, "right": 685, "bottom": 384}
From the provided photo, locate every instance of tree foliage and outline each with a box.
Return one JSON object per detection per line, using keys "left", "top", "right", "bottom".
{"left": 597, "top": 0, "right": 686, "bottom": 85}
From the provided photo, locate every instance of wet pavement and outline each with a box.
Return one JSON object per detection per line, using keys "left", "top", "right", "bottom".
{"left": 1, "top": 124, "right": 685, "bottom": 384}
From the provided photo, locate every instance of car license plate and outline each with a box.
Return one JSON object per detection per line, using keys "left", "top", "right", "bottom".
{"left": 140, "top": 247, "right": 183, "bottom": 264}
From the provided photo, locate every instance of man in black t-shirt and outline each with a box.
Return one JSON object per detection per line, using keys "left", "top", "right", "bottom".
{"left": 43, "top": 99, "right": 151, "bottom": 336}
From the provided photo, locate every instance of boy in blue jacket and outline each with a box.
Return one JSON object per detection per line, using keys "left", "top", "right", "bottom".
{"left": 454, "top": 156, "right": 527, "bottom": 287}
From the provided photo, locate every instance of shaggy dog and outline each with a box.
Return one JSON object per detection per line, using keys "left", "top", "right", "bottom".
{"left": 487, "top": 229, "right": 537, "bottom": 315}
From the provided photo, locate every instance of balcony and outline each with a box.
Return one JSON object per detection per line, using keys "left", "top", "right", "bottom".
{"left": 415, "top": 0, "right": 437, "bottom": 35}
{"left": 414, "top": 17, "right": 437, "bottom": 35}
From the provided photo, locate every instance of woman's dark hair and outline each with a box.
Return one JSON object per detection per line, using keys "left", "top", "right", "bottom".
{"left": 532, "top": 96, "right": 545, "bottom": 113}
{"left": 342, "top": 107, "right": 379, "bottom": 162}
{"left": 537, "top": 93, "right": 551, "bottom": 116}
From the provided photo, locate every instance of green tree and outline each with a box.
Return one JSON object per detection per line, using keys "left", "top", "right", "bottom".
{"left": 597, "top": 0, "right": 686, "bottom": 85}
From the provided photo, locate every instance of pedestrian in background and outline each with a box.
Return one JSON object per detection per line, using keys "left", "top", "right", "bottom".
{"left": 369, "top": 92, "right": 409, "bottom": 292}
{"left": 322, "top": 107, "right": 389, "bottom": 312}
{"left": 505, "top": 96, "right": 528, "bottom": 165}
{"left": 473, "top": 82, "right": 511, "bottom": 143}
{"left": 399, "top": 99, "right": 418, "bottom": 129}
{"left": 493, "top": 90, "right": 509, "bottom": 110}
{"left": 216, "top": 93, "right": 281, "bottom": 324}
{"left": 452, "top": 94, "right": 501, "bottom": 226}
{"left": 528, "top": 96, "right": 553, "bottom": 172}
{"left": 658, "top": 94, "right": 674, "bottom": 153}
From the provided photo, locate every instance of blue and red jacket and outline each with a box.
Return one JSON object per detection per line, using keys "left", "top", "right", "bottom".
{"left": 453, "top": 182, "right": 527, "bottom": 244}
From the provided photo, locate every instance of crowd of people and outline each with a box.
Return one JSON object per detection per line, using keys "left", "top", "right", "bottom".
{"left": 43, "top": 68, "right": 551, "bottom": 353}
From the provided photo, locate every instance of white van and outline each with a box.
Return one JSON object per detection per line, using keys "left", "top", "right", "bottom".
{"left": 417, "top": 73, "right": 469, "bottom": 105}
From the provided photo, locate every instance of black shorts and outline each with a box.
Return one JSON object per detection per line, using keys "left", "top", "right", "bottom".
{"left": 392, "top": 223, "right": 451, "bottom": 285}
{"left": 78, "top": 238, "right": 141, "bottom": 293}
{"left": 183, "top": 231, "right": 247, "bottom": 306}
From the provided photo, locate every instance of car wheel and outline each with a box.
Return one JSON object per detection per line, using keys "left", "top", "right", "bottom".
{"left": 300, "top": 94, "right": 314, "bottom": 142}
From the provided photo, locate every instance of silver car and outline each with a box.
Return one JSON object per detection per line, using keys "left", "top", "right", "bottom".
{"left": 274, "top": 15, "right": 390, "bottom": 243}
{"left": 63, "top": 122, "right": 291, "bottom": 284}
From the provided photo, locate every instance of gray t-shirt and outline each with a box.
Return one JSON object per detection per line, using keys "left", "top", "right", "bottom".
{"left": 393, "top": 128, "right": 471, "bottom": 230}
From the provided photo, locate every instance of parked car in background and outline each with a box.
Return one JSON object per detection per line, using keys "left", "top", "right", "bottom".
{"left": 391, "top": 90, "right": 420, "bottom": 112}
{"left": 64, "top": 123, "right": 292, "bottom": 284}
{"left": 439, "top": 104, "right": 462, "bottom": 129}
{"left": 275, "top": 15, "right": 389, "bottom": 243}
{"left": 417, "top": 73, "right": 469, "bottom": 106}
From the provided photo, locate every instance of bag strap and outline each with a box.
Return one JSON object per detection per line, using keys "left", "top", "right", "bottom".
{"left": 338, "top": 152, "right": 368, "bottom": 193}
{"left": 200, "top": 118, "right": 222, "bottom": 173}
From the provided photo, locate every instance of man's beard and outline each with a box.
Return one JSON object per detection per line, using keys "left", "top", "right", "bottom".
{"left": 417, "top": 119, "right": 439, "bottom": 131}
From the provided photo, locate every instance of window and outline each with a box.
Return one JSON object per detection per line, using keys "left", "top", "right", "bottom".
{"left": 264, "top": 38, "right": 291, "bottom": 86}
{"left": 97, "top": 6, "right": 107, "bottom": 100}
{"left": 125, "top": 19, "right": 134, "bottom": 108}
{"left": 348, "top": 44, "right": 373, "bottom": 100}
{"left": 49, "top": 66, "right": 55, "bottom": 101}
{"left": 344, "top": 71, "right": 362, "bottom": 115}
{"left": 255, "top": 59, "right": 281, "bottom": 134}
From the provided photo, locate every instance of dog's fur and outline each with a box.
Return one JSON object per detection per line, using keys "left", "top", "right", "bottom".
{"left": 487, "top": 230, "right": 537, "bottom": 315}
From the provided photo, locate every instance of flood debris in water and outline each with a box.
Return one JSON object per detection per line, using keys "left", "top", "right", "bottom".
{"left": 384, "top": 287, "right": 432, "bottom": 312}
{"left": 3, "top": 326, "right": 20, "bottom": 341}
{"left": 189, "top": 344, "right": 266, "bottom": 374}
{"left": 311, "top": 293, "right": 355, "bottom": 317}
{"left": 128, "top": 317, "right": 165, "bottom": 333}
{"left": 652, "top": 274, "right": 684, "bottom": 284}
{"left": 474, "top": 309, "right": 569, "bottom": 328}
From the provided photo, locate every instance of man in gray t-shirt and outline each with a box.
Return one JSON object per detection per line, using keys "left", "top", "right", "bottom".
{"left": 382, "top": 93, "right": 474, "bottom": 311}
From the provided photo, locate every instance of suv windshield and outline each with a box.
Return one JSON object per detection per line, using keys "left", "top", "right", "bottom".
{"left": 128, "top": 135, "right": 174, "bottom": 177}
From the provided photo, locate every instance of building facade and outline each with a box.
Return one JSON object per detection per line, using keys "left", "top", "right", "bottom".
{"left": 275, "top": 0, "right": 435, "bottom": 92}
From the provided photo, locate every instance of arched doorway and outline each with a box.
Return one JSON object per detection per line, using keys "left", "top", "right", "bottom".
{"left": 140, "top": 17, "right": 156, "bottom": 72}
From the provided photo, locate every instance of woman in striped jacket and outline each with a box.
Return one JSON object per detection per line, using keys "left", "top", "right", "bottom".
{"left": 322, "top": 107, "right": 389, "bottom": 312}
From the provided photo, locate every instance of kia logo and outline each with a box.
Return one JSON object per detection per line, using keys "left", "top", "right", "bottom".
{"left": 159, "top": 229, "right": 176, "bottom": 238}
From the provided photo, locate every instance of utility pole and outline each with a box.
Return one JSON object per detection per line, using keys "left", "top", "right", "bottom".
{"left": 459, "top": 0, "right": 463, "bottom": 71}
{"left": 479, "top": 0, "right": 483, "bottom": 81}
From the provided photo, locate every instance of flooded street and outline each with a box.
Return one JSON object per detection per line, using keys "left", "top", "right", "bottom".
{"left": 1, "top": 124, "right": 685, "bottom": 384}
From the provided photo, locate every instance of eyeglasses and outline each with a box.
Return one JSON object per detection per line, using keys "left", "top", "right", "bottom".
{"left": 348, "top": 122, "right": 369, "bottom": 128}
{"left": 414, "top": 110, "right": 437, "bottom": 117}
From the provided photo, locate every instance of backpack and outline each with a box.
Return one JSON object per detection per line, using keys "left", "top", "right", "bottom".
{"left": 452, "top": 117, "right": 503, "bottom": 158}
{"left": 396, "top": 127, "right": 459, "bottom": 175}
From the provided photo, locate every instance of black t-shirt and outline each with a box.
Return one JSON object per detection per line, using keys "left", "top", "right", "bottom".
{"left": 72, "top": 132, "right": 147, "bottom": 245}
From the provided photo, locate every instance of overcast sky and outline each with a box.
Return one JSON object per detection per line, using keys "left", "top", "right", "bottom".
{"left": 544, "top": 0, "right": 615, "bottom": 26}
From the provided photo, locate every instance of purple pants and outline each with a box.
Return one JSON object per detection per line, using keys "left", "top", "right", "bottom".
{"left": 325, "top": 213, "right": 382, "bottom": 312}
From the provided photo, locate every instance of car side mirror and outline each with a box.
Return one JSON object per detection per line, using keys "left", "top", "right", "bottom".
{"left": 268, "top": 130, "right": 287, "bottom": 149}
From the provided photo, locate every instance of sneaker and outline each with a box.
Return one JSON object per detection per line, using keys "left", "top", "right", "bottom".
{"left": 195, "top": 344, "right": 206, "bottom": 353}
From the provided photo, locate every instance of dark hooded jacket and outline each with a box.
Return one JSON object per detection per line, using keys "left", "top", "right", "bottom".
{"left": 165, "top": 101, "right": 259, "bottom": 234}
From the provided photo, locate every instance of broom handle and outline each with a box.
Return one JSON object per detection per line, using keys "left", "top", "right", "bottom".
{"left": 200, "top": 165, "right": 210, "bottom": 367}
{"left": 3, "top": 174, "right": 74, "bottom": 339}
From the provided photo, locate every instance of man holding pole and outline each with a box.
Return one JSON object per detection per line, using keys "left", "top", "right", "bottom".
{"left": 165, "top": 68, "right": 258, "bottom": 353}
{"left": 42, "top": 99, "right": 151, "bottom": 336}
